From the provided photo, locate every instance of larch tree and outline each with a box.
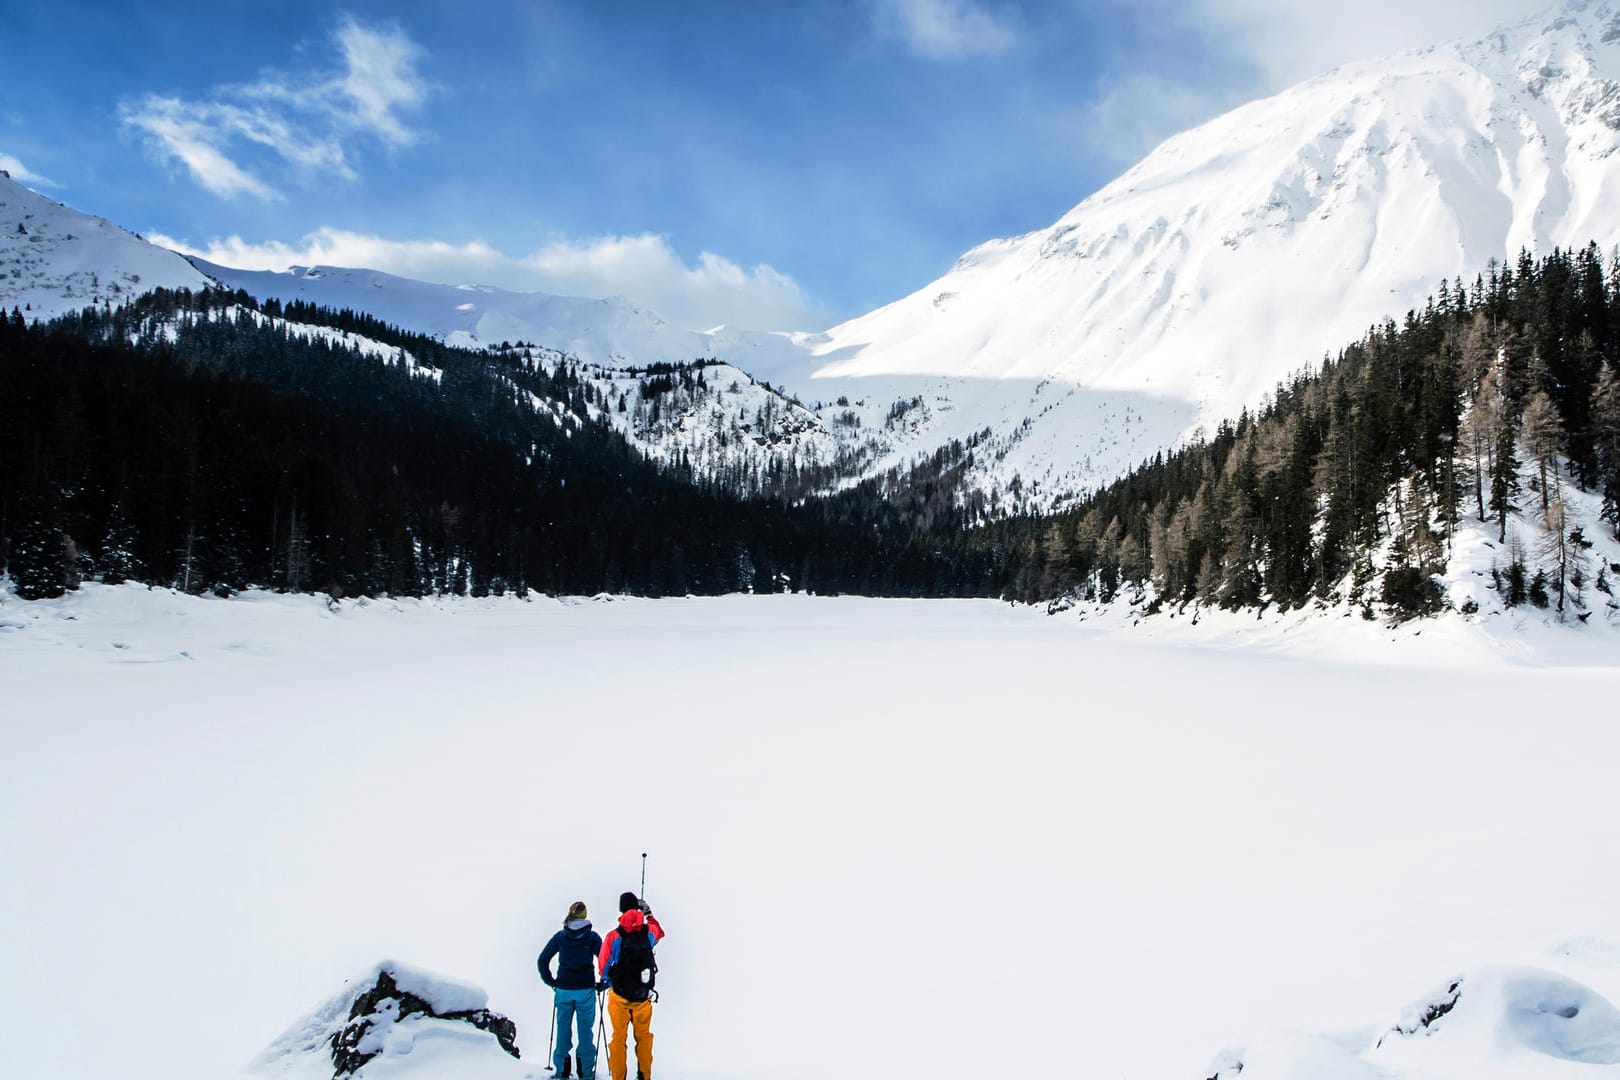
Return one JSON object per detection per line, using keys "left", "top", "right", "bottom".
{"left": 1519, "top": 389, "right": 1565, "bottom": 515}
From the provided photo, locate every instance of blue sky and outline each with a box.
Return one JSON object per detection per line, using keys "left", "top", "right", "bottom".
{"left": 2, "top": 0, "right": 1543, "bottom": 330}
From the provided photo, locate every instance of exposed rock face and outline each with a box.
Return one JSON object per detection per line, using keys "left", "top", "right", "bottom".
{"left": 329, "top": 968, "right": 519, "bottom": 1077}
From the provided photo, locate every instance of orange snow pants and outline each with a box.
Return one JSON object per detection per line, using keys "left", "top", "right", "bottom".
{"left": 606, "top": 990, "right": 654, "bottom": 1080}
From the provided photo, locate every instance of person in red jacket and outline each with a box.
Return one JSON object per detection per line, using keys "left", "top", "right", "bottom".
{"left": 597, "top": 891, "right": 664, "bottom": 1080}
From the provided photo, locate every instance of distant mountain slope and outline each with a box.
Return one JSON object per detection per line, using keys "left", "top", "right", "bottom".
{"left": 193, "top": 259, "right": 841, "bottom": 394}
{"left": 197, "top": 262, "right": 979, "bottom": 501}
{"left": 191, "top": 260, "right": 741, "bottom": 368}
{"left": 0, "top": 172, "right": 213, "bottom": 320}
{"left": 795, "top": 2, "right": 1620, "bottom": 500}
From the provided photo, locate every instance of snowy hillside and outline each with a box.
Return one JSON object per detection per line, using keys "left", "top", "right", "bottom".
{"left": 0, "top": 172, "right": 213, "bottom": 320}
{"left": 790, "top": 1, "right": 1620, "bottom": 503}
{"left": 119, "top": 303, "right": 445, "bottom": 383}
{"left": 191, "top": 260, "right": 789, "bottom": 371}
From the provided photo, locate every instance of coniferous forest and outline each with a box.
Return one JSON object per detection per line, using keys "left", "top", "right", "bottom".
{"left": 0, "top": 289, "right": 1000, "bottom": 601}
{"left": 3, "top": 245, "right": 1620, "bottom": 618}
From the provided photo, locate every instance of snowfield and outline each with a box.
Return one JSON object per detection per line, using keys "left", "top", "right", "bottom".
{"left": 2, "top": 587, "right": 1618, "bottom": 1080}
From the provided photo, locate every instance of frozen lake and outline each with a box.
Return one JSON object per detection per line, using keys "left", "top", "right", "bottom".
{"left": 3, "top": 587, "right": 1618, "bottom": 1080}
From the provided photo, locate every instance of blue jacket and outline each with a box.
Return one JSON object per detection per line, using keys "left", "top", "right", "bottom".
{"left": 539, "top": 920, "right": 604, "bottom": 991}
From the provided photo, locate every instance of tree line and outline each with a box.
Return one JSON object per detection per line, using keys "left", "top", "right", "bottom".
{"left": 0, "top": 290, "right": 1000, "bottom": 601}
{"left": 1008, "top": 244, "right": 1620, "bottom": 619}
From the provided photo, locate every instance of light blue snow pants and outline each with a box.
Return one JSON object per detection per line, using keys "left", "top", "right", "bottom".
{"left": 553, "top": 987, "right": 597, "bottom": 1076}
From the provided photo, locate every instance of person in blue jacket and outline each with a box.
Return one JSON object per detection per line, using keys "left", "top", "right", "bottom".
{"left": 538, "top": 900, "right": 605, "bottom": 1078}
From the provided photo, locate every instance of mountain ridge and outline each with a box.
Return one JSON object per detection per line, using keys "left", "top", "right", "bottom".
{"left": 8, "top": 5, "right": 1620, "bottom": 510}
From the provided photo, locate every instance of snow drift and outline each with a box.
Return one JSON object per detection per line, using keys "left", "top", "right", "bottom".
{"left": 1213, "top": 966, "right": 1620, "bottom": 1079}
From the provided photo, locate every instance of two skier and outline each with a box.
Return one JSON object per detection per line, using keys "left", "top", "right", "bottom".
{"left": 537, "top": 891, "right": 664, "bottom": 1080}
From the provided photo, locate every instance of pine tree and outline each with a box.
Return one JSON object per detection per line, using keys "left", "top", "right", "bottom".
{"left": 10, "top": 496, "right": 69, "bottom": 600}
{"left": 1594, "top": 364, "right": 1620, "bottom": 538}
{"left": 1490, "top": 414, "right": 1520, "bottom": 543}
{"left": 100, "top": 502, "right": 139, "bottom": 584}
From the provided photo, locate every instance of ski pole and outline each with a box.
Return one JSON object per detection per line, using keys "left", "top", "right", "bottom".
{"left": 548, "top": 998, "right": 557, "bottom": 1070}
{"left": 596, "top": 990, "right": 608, "bottom": 1079}
{"left": 639, "top": 852, "right": 647, "bottom": 903}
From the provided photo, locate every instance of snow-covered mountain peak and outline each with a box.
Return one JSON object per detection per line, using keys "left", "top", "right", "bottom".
{"left": 0, "top": 173, "right": 213, "bottom": 321}
{"left": 784, "top": 2, "right": 1620, "bottom": 502}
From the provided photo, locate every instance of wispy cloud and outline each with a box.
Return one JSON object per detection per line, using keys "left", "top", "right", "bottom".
{"left": 870, "top": 0, "right": 1019, "bottom": 59}
{"left": 0, "top": 152, "right": 57, "bottom": 188}
{"left": 151, "top": 228, "right": 825, "bottom": 332}
{"left": 121, "top": 18, "right": 428, "bottom": 200}
{"left": 331, "top": 19, "right": 427, "bottom": 147}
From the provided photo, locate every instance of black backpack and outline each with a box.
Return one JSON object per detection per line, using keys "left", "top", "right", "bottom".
{"left": 610, "top": 926, "right": 658, "bottom": 1002}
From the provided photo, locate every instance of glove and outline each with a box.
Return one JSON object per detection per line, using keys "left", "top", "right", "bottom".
{"left": 638, "top": 900, "right": 651, "bottom": 916}
{"left": 595, "top": 978, "right": 609, "bottom": 992}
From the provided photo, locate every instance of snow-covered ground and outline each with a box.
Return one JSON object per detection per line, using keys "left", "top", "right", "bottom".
{"left": 2, "top": 586, "right": 1618, "bottom": 1080}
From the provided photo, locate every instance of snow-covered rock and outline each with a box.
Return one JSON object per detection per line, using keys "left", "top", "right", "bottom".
{"left": 248, "top": 962, "right": 521, "bottom": 1080}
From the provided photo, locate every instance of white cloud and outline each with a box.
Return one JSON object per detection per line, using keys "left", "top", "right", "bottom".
{"left": 0, "top": 152, "right": 57, "bottom": 188}
{"left": 333, "top": 18, "right": 427, "bottom": 147}
{"left": 1176, "top": 0, "right": 1549, "bottom": 89}
{"left": 122, "top": 19, "right": 428, "bottom": 200}
{"left": 871, "top": 0, "right": 1019, "bottom": 58}
{"left": 150, "top": 227, "right": 824, "bottom": 332}
{"left": 118, "top": 97, "right": 294, "bottom": 200}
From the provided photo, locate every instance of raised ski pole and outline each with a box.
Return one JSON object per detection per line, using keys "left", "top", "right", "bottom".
{"left": 640, "top": 852, "right": 647, "bottom": 905}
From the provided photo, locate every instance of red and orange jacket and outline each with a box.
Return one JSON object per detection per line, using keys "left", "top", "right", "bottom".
{"left": 599, "top": 908, "right": 665, "bottom": 984}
